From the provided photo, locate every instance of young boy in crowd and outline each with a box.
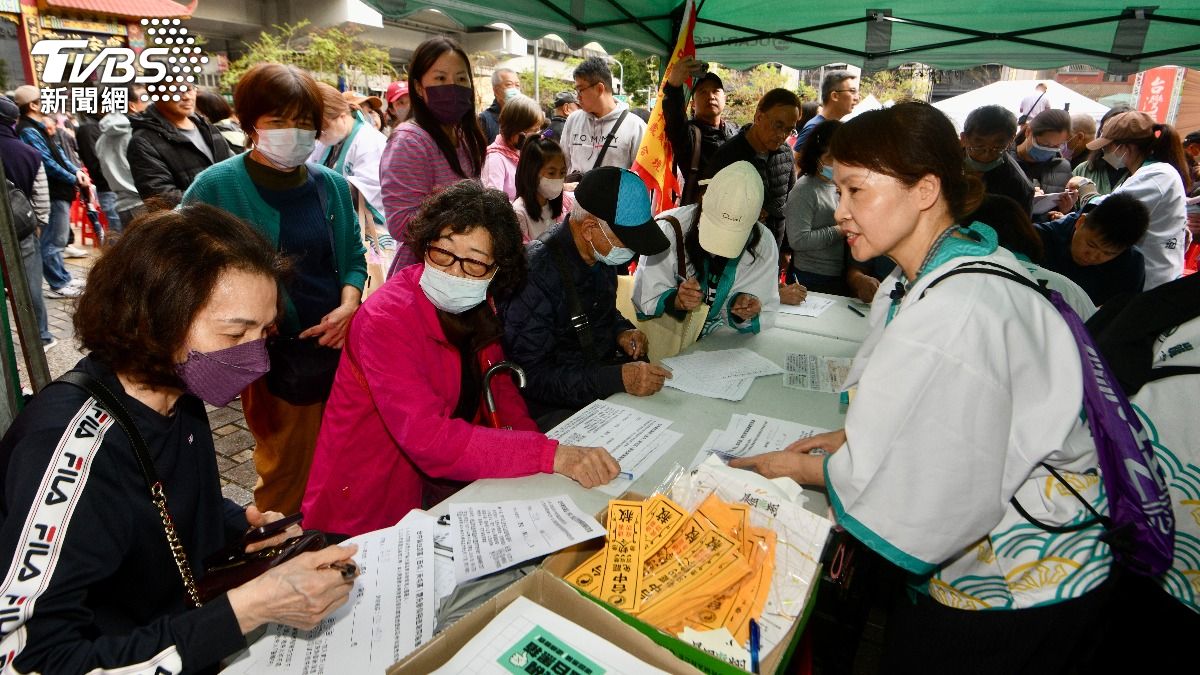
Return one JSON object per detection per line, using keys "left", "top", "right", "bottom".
{"left": 1035, "top": 192, "right": 1148, "bottom": 305}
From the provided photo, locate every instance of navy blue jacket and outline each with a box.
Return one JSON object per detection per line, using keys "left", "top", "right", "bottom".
{"left": 0, "top": 123, "right": 42, "bottom": 199}
{"left": 0, "top": 356, "right": 248, "bottom": 674}
{"left": 1036, "top": 212, "right": 1146, "bottom": 306}
{"left": 501, "top": 223, "right": 635, "bottom": 412}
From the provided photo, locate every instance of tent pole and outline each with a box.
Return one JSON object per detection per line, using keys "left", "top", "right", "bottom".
{"left": 534, "top": 39, "right": 540, "bottom": 104}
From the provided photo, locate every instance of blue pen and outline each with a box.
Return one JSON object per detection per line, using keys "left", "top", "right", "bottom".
{"left": 618, "top": 470, "right": 634, "bottom": 480}
{"left": 749, "top": 619, "right": 760, "bottom": 674}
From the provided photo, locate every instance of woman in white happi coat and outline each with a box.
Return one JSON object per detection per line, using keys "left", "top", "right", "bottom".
{"left": 631, "top": 161, "right": 780, "bottom": 338}
{"left": 732, "top": 103, "right": 1114, "bottom": 674}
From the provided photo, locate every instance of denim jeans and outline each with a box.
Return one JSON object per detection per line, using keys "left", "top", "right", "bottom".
{"left": 97, "top": 190, "right": 122, "bottom": 234}
{"left": 19, "top": 233, "right": 53, "bottom": 342}
{"left": 41, "top": 199, "right": 73, "bottom": 289}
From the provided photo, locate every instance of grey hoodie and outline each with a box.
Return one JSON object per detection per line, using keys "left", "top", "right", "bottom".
{"left": 95, "top": 113, "right": 141, "bottom": 211}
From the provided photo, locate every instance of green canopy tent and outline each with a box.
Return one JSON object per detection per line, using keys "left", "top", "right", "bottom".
{"left": 359, "top": 1, "right": 1200, "bottom": 74}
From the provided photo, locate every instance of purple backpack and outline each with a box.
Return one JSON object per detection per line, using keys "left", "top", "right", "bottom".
{"left": 925, "top": 261, "right": 1175, "bottom": 576}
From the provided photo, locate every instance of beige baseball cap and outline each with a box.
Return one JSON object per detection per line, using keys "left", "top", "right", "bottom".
{"left": 1086, "top": 110, "right": 1157, "bottom": 150}
{"left": 13, "top": 85, "right": 39, "bottom": 108}
{"left": 698, "top": 161, "right": 765, "bottom": 258}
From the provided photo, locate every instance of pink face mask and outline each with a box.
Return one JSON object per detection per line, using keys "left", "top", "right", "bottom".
{"left": 174, "top": 338, "right": 270, "bottom": 407}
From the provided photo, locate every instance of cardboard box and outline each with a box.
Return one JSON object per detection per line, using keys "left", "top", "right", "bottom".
{"left": 541, "top": 532, "right": 820, "bottom": 675}
{"left": 387, "top": 568, "right": 703, "bottom": 674}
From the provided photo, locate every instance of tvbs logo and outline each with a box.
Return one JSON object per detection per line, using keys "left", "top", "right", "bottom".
{"left": 32, "top": 18, "right": 207, "bottom": 109}
{"left": 32, "top": 40, "right": 168, "bottom": 86}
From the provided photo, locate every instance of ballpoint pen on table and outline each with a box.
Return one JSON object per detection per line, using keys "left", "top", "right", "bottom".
{"left": 749, "top": 618, "right": 760, "bottom": 673}
{"left": 845, "top": 304, "right": 866, "bottom": 318}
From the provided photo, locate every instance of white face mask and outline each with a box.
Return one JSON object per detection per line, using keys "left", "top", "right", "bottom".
{"left": 538, "top": 176, "right": 565, "bottom": 200}
{"left": 254, "top": 128, "right": 317, "bottom": 169}
{"left": 419, "top": 263, "right": 492, "bottom": 314}
{"left": 321, "top": 115, "right": 352, "bottom": 147}
{"left": 1102, "top": 146, "right": 1126, "bottom": 170}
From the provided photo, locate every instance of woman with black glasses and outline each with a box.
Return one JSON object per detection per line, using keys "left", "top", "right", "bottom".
{"left": 301, "top": 181, "right": 619, "bottom": 537}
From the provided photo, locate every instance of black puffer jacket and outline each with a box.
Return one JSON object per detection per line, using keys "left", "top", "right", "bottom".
{"left": 500, "top": 223, "right": 635, "bottom": 414}
{"left": 126, "top": 104, "right": 231, "bottom": 206}
{"left": 704, "top": 125, "right": 794, "bottom": 245}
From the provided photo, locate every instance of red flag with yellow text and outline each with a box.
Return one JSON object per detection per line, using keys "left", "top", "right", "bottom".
{"left": 632, "top": 0, "right": 697, "bottom": 214}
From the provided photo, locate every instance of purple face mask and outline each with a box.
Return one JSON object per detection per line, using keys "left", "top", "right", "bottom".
{"left": 423, "top": 84, "right": 474, "bottom": 125}
{"left": 175, "top": 338, "right": 270, "bottom": 407}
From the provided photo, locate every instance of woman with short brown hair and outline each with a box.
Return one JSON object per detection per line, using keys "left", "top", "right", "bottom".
{"left": 183, "top": 63, "right": 367, "bottom": 514}
{"left": 0, "top": 205, "right": 357, "bottom": 674}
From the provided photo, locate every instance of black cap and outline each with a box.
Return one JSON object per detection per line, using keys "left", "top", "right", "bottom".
{"left": 573, "top": 167, "right": 669, "bottom": 257}
{"left": 1184, "top": 130, "right": 1200, "bottom": 146}
{"left": 553, "top": 91, "right": 578, "bottom": 108}
{"left": 694, "top": 71, "right": 724, "bottom": 92}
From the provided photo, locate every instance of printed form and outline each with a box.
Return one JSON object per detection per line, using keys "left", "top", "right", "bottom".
{"left": 784, "top": 353, "right": 853, "bottom": 393}
{"left": 546, "top": 399, "right": 681, "bottom": 489}
{"left": 452, "top": 496, "right": 604, "bottom": 583}
{"left": 222, "top": 511, "right": 437, "bottom": 674}
{"left": 777, "top": 296, "right": 835, "bottom": 317}
{"left": 661, "top": 348, "right": 784, "bottom": 401}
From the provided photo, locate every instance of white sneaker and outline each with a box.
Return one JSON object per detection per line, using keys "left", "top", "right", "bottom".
{"left": 46, "top": 285, "right": 82, "bottom": 299}
{"left": 68, "top": 277, "right": 86, "bottom": 288}
{"left": 42, "top": 337, "right": 58, "bottom": 351}
{"left": 63, "top": 245, "right": 88, "bottom": 258}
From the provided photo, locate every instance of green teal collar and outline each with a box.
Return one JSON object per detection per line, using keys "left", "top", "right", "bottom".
{"left": 913, "top": 221, "right": 999, "bottom": 284}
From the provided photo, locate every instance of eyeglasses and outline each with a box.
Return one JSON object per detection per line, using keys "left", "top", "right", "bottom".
{"left": 766, "top": 119, "right": 794, "bottom": 134}
{"left": 833, "top": 88, "right": 859, "bottom": 95}
{"left": 574, "top": 81, "right": 599, "bottom": 95}
{"left": 426, "top": 245, "right": 497, "bottom": 278}
{"left": 967, "top": 145, "right": 1008, "bottom": 157}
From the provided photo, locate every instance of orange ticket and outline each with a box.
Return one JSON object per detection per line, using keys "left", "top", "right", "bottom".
{"left": 639, "top": 540, "right": 751, "bottom": 628}
{"left": 598, "top": 500, "right": 644, "bottom": 613}
{"left": 641, "top": 495, "right": 688, "bottom": 558}
{"left": 727, "top": 528, "right": 777, "bottom": 645}
{"left": 695, "top": 494, "right": 751, "bottom": 548}
{"left": 638, "top": 529, "right": 741, "bottom": 613}
{"left": 565, "top": 550, "right": 606, "bottom": 598}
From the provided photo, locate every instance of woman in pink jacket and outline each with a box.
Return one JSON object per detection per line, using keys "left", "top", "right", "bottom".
{"left": 480, "top": 95, "right": 544, "bottom": 200}
{"left": 303, "top": 180, "right": 619, "bottom": 536}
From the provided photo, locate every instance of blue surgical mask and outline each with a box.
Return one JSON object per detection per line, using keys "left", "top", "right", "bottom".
{"left": 419, "top": 263, "right": 492, "bottom": 314}
{"left": 1027, "top": 142, "right": 1060, "bottom": 163}
{"left": 819, "top": 165, "right": 834, "bottom": 181}
{"left": 592, "top": 229, "right": 635, "bottom": 266}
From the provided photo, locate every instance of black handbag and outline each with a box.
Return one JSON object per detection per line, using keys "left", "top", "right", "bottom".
{"left": 264, "top": 336, "right": 342, "bottom": 406}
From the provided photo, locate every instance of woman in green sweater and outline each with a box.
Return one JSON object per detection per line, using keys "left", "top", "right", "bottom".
{"left": 183, "top": 64, "right": 366, "bottom": 514}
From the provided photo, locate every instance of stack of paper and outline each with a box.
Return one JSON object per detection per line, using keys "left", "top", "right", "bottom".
{"left": 660, "top": 348, "right": 784, "bottom": 401}
{"left": 692, "top": 413, "right": 830, "bottom": 467}
{"left": 784, "top": 353, "right": 853, "bottom": 393}
{"left": 777, "top": 296, "right": 835, "bottom": 317}
{"left": 222, "top": 511, "right": 439, "bottom": 674}
{"left": 430, "top": 596, "right": 671, "bottom": 674}
{"left": 565, "top": 494, "right": 776, "bottom": 651}
{"left": 547, "top": 399, "right": 683, "bottom": 496}
{"left": 451, "top": 496, "right": 604, "bottom": 583}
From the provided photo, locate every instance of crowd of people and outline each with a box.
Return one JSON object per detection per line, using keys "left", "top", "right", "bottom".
{"left": 1, "top": 32, "right": 1198, "bottom": 674}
